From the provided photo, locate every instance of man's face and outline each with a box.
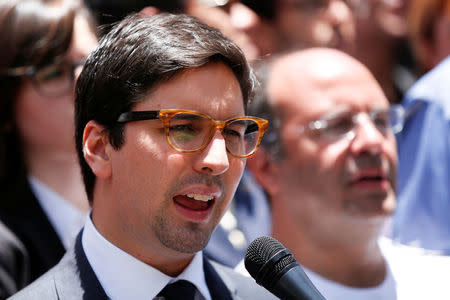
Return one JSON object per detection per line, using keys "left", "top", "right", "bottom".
{"left": 353, "top": 0, "right": 409, "bottom": 38}
{"left": 275, "top": 0, "right": 356, "bottom": 53}
{"left": 270, "top": 60, "right": 397, "bottom": 228}
{"left": 106, "top": 62, "right": 246, "bottom": 258}
{"left": 14, "top": 14, "right": 97, "bottom": 155}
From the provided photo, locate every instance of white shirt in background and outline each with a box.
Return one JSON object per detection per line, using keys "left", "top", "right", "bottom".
{"left": 235, "top": 237, "right": 450, "bottom": 300}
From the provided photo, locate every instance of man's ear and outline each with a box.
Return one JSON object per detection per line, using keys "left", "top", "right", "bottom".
{"left": 83, "top": 120, "right": 112, "bottom": 179}
{"left": 247, "top": 148, "right": 279, "bottom": 197}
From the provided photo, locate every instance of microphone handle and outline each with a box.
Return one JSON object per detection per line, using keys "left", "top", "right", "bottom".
{"left": 270, "top": 265, "right": 326, "bottom": 300}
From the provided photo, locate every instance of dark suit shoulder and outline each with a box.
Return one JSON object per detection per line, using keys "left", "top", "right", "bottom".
{"left": 0, "top": 222, "right": 30, "bottom": 299}
{"left": 209, "top": 261, "right": 278, "bottom": 299}
{"left": 0, "top": 174, "right": 65, "bottom": 282}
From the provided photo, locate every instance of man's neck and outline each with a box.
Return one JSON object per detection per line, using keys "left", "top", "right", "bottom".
{"left": 271, "top": 207, "right": 387, "bottom": 287}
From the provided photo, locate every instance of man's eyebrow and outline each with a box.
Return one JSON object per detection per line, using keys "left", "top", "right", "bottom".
{"left": 312, "top": 105, "right": 353, "bottom": 120}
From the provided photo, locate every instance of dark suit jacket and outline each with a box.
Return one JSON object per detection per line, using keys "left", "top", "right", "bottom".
{"left": 0, "top": 170, "right": 66, "bottom": 284}
{"left": 9, "top": 233, "right": 278, "bottom": 300}
{"left": 0, "top": 221, "right": 30, "bottom": 299}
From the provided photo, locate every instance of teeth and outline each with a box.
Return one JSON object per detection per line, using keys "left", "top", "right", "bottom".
{"left": 186, "top": 193, "right": 213, "bottom": 202}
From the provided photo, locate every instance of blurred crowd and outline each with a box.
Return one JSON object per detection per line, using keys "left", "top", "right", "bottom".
{"left": 0, "top": 0, "right": 449, "bottom": 298}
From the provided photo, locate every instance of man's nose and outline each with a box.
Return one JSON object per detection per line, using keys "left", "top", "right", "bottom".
{"left": 194, "top": 130, "right": 230, "bottom": 175}
{"left": 349, "top": 116, "right": 385, "bottom": 155}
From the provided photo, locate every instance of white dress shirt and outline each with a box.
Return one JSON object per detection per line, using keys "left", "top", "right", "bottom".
{"left": 29, "top": 175, "right": 87, "bottom": 250}
{"left": 82, "top": 215, "right": 212, "bottom": 300}
{"left": 235, "top": 237, "right": 450, "bottom": 300}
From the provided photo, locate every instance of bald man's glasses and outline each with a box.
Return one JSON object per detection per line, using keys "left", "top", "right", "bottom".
{"left": 117, "top": 109, "right": 268, "bottom": 158}
{"left": 296, "top": 105, "right": 405, "bottom": 141}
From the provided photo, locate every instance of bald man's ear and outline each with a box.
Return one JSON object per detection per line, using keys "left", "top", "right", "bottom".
{"left": 83, "top": 120, "right": 112, "bottom": 179}
{"left": 247, "top": 148, "right": 279, "bottom": 197}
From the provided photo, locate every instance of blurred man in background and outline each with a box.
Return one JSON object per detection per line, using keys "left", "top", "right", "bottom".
{"left": 239, "top": 48, "right": 450, "bottom": 299}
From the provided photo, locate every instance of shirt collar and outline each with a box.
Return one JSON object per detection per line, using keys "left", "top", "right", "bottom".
{"left": 82, "top": 215, "right": 211, "bottom": 300}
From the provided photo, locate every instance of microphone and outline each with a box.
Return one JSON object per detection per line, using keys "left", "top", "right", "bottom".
{"left": 245, "top": 236, "right": 326, "bottom": 300}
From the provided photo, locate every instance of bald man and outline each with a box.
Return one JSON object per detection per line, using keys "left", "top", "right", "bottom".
{"left": 237, "top": 48, "right": 450, "bottom": 299}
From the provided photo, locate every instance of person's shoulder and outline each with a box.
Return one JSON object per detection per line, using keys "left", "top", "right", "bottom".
{"left": 209, "top": 260, "right": 278, "bottom": 299}
{"left": 405, "top": 56, "right": 450, "bottom": 111}
{"left": 0, "top": 222, "right": 30, "bottom": 298}
{"left": 0, "top": 221, "right": 27, "bottom": 260}
{"left": 9, "top": 247, "right": 79, "bottom": 300}
{"left": 8, "top": 266, "right": 58, "bottom": 299}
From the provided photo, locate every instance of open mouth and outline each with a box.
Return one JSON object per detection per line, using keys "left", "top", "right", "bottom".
{"left": 173, "top": 194, "right": 215, "bottom": 211}
{"left": 355, "top": 175, "right": 384, "bottom": 182}
{"left": 350, "top": 173, "right": 390, "bottom": 190}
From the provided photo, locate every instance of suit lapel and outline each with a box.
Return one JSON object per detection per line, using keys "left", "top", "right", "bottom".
{"left": 54, "top": 232, "right": 108, "bottom": 300}
{"left": 203, "top": 256, "right": 234, "bottom": 300}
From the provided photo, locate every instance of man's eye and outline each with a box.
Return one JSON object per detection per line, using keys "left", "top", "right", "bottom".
{"left": 325, "top": 117, "right": 354, "bottom": 135}
{"left": 372, "top": 114, "right": 389, "bottom": 129}
{"left": 35, "top": 66, "right": 67, "bottom": 82}
{"left": 170, "top": 124, "right": 198, "bottom": 141}
{"left": 170, "top": 124, "right": 195, "bottom": 133}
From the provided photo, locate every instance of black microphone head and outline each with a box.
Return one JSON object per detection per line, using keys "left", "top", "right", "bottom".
{"left": 245, "top": 236, "right": 297, "bottom": 288}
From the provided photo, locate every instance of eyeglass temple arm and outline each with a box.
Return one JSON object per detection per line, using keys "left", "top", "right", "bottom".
{"left": 1, "top": 66, "right": 35, "bottom": 77}
{"left": 117, "top": 111, "right": 160, "bottom": 123}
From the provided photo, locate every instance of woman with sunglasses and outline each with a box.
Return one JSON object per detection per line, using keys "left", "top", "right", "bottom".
{"left": 0, "top": 0, "right": 97, "bottom": 295}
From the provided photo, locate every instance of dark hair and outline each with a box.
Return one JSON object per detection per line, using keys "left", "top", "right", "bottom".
{"left": 241, "top": 0, "right": 276, "bottom": 20}
{"left": 0, "top": 0, "right": 95, "bottom": 180}
{"left": 75, "top": 13, "right": 256, "bottom": 201}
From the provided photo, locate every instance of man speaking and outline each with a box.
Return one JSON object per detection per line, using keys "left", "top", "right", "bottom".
{"left": 11, "top": 13, "right": 275, "bottom": 300}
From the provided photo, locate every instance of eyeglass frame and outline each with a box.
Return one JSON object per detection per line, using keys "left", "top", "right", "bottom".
{"left": 1, "top": 58, "right": 86, "bottom": 98}
{"left": 117, "top": 109, "right": 269, "bottom": 158}
{"left": 295, "top": 105, "right": 405, "bottom": 141}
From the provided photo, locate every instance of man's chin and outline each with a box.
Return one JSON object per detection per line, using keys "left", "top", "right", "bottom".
{"left": 158, "top": 226, "right": 213, "bottom": 254}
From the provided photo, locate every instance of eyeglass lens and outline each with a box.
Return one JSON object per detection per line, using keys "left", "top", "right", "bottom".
{"left": 33, "top": 60, "right": 84, "bottom": 97}
{"left": 320, "top": 108, "right": 402, "bottom": 140}
{"left": 168, "top": 113, "right": 260, "bottom": 157}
